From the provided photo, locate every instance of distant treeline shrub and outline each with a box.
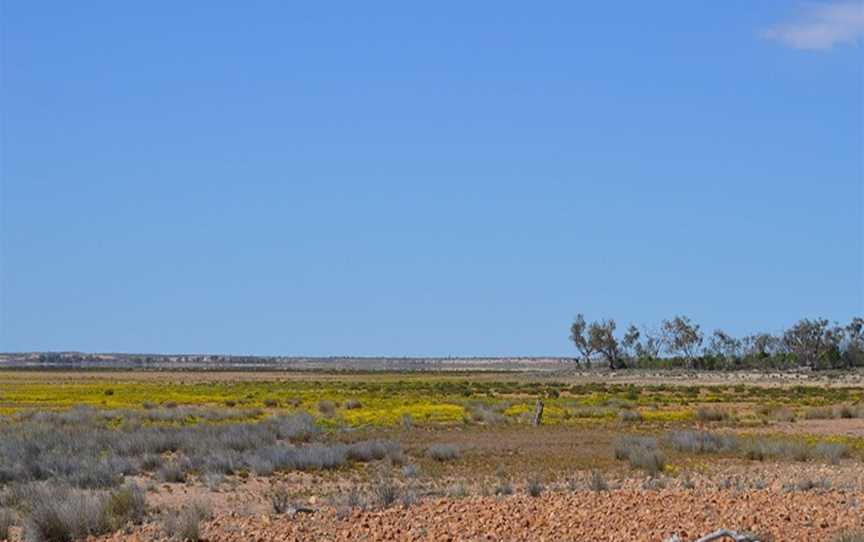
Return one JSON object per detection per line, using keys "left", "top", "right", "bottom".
{"left": 570, "top": 315, "right": 863, "bottom": 371}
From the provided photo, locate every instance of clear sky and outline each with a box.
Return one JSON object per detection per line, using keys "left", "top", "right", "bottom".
{"left": 1, "top": 1, "right": 862, "bottom": 356}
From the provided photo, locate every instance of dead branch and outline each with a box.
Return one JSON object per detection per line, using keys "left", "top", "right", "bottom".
{"left": 666, "top": 530, "right": 761, "bottom": 542}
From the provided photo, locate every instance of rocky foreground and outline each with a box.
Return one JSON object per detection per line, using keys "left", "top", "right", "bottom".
{"left": 100, "top": 489, "right": 863, "bottom": 542}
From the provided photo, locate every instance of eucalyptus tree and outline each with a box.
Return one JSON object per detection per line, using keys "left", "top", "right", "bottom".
{"left": 661, "top": 315, "right": 703, "bottom": 364}
{"left": 588, "top": 319, "right": 622, "bottom": 370}
{"left": 569, "top": 314, "right": 595, "bottom": 365}
{"left": 635, "top": 327, "right": 664, "bottom": 360}
{"left": 707, "top": 330, "right": 742, "bottom": 363}
{"left": 783, "top": 318, "right": 838, "bottom": 368}
{"left": 621, "top": 325, "right": 641, "bottom": 361}
{"left": 843, "top": 317, "right": 864, "bottom": 367}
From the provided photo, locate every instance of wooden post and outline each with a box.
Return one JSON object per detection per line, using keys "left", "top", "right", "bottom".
{"left": 532, "top": 399, "right": 544, "bottom": 426}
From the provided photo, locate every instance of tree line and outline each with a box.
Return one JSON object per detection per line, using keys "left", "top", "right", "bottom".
{"left": 569, "top": 315, "right": 864, "bottom": 371}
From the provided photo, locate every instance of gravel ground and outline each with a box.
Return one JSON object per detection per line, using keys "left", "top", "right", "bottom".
{"left": 96, "top": 488, "right": 863, "bottom": 542}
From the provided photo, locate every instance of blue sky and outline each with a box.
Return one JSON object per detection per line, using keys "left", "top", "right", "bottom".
{"left": 1, "top": 1, "right": 862, "bottom": 356}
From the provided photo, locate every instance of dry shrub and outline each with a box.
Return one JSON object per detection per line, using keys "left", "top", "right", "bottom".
{"left": 162, "top": 500, "right": 211, "bottom": 542}
{"left": 805, "top": 405, "right": 863, "bottom": 420}
{"left": 525, "top": 477, "right": 543, "bottom": 497}
{"left": 399, "top": 413, "right": 414, "bottom": 429}
{"left": 157, "top": 460, "right": 189, "bottom": 483}
{"left": 589, "top": 470, "right": 609, "bottom": 492}
{"left": 317, "top": 400, "right": 337, "bottom": 417}
{"left": 105, "top": 484, "right": 147, "bottom": 528}
{"left": 614, "top": 436, "right": 665, "bottom": 476}
{"left": 618, "top": 410, "right": 643, "bottom": 423}
{"left": 771, "top": 408, "right": 796, "bottom": 423}
{"left": 464, "top": 402, "right": 507, "bottom": 425}
{"left": 162, "top": 508, "right": 201, "bottom": 542}
{"left": 268, "top": 485, "right": 292, "bottom": 514}
{"left": 494, "top": 480, "right": 513, "bottom": 495}
{"left": 25, "top": 487, "right": 112, "bottom": 542}
{"left": 668, "top": 430, "right": 738, "bottom": 454}
{"left": 695, "top": 407, "right": 728, "bottom": 422}
{"left": 372, "top": 479, "right": 398, "bottom": 508}
{"left": 803, "top": 406, "right": 834, "bottom": 419}
{"left": 834, "top": 532, "right": 864, "bottom": 542}
{"left": 426, "top": 444, "right": 460, "bottom": 462}
{"left": 0, "top": 508, "right": 16, "bottom": 541}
